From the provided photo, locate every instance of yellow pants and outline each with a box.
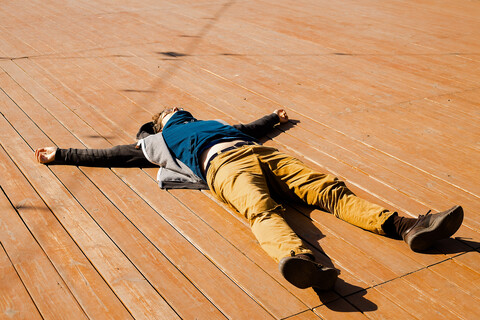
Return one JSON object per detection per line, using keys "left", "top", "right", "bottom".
{"left": 206, "top": 145, "right": 394, "bottom": 262}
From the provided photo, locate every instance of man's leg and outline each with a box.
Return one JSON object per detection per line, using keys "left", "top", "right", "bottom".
{"left": 205, "top": 146, "right": 312, "bottom": 263}
{"left": 255, "top": 146, "right": 394, "bottom": 234}
{"left": 256, "top": 146, "right": 463, "bottom": 251}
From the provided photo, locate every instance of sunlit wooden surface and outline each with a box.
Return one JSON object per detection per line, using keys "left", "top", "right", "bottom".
{"left": 1, "top": 0, "right": 479, "bottom": 318}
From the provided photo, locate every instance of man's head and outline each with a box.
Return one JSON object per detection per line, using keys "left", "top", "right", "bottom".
{"left": 152, "top": 107, "right": 180, "bottom": 133}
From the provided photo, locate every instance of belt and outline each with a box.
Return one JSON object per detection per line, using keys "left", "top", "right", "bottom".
{"left": 204, "top": 141, "right": 257, "bottom": 175}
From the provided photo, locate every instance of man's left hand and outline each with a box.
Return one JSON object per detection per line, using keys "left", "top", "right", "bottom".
{"left": 274, "top": 109, "right": 289, "bottom": 124}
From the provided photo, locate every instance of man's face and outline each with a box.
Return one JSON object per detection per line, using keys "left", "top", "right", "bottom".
{"left": 160, "top": 107, "right": 179, "bottom": 128}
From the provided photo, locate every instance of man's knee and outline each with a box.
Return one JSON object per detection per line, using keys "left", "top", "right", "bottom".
{"left": 316, "top": 180, "right": 355, "bottom": 213}
{"left": 247, "top": 205, "right": 285, "bottom": 226}
{"left": 328, "top": 181, "right": 354, "bottom": 197}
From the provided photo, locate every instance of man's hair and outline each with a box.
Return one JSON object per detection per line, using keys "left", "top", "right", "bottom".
{"left": 152, "top": 108, "right": 175, "bottom": 133}
{"left": 151, "top": 111, "right": 163, "bottom": 133}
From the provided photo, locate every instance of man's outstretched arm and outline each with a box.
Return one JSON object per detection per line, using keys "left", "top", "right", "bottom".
{"left": 35, "top": 144, "right": 156, "bottom": 168}
{"left": 233, "top": 109, "right": 289, "bottom": 139}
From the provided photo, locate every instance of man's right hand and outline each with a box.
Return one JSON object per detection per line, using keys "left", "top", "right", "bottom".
{"left": 35, "top": 147, "right": 57, "bottom": 164}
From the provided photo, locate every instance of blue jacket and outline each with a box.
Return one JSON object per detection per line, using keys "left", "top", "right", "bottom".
{"left": 162, "top": 111, "right": 256, "bottom": 179}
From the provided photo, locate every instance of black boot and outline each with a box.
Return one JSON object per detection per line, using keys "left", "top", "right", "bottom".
{"left": 403, "top": 205, "right": 464, "bottom": 252}
{"left": 278, "top": 252, "right": 338, "bottom": 290}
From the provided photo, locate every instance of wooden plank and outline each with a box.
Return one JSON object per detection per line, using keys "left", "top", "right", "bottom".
{"left": 19, "top": 0, "right": 436, "bottom": 120}
{"left": 373, "top": 278, "right": 458, "bottom": 319}
{"left": 12, "top": 58, "right": 136, "bottom": 148}
{"left": 429, "top": 252, "right": 480, "bottom": 298}
{"left": 0, "top": 25, "right": 38, "bottom": 58}
{"left": 0, "top": 10, "right": 55, "bottom": 55}
{"left": 0, "top": 243, "right": 42, "bottom": 319}
{"left": 282, "top": 310, "right": 322, "bottom": 320}
{"left": 259, "top": 0, "right": 480, "bottom": 53}
{"left": 5, "top": 0, "right": 480, "bottom": 107}
{"left": 0, "top": 191, "right": 87, "bottom": 319}
{"left": 29, "top": 55, "right": 150, "bottom": 135}
{"left": 345, "top": 289, "right": 415, "bottom": 319}
{"left": 453, "top": 250, "right": 480, "bottom": 274}
{"left": 148, "top": 17, "right": 436, "bottom": 106}
{"left": 0, "top": 0, "right": 102, "bottom": 55}
{"left": 428, "top": 90, "right": 480, "bottom": 119}
{"left": 314, "top": 298, "right": 369, "bottom": 320}
{"left": 403, "top": 267, "right": 480, "bottom": 318}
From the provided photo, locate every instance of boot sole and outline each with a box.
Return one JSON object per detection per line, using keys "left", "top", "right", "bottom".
{"left": 407, "top": 206, "right": 464, "bottom": 252}
{"left": 279, "top": 257, "right": 338, "bottom": 290}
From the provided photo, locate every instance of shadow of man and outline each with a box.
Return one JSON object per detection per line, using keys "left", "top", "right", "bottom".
{"left": 317, "top": 281, "right": 378, "bottom": 313}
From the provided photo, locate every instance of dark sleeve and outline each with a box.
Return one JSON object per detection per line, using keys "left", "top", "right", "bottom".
{"left": 136, "top": 122, "right": 156, "bottom": 140}
{"left": 54, "top": 143, "right": 157, "bottom": 168}
{"left": 233, "top": 113, "right": 280, "bottom": 139}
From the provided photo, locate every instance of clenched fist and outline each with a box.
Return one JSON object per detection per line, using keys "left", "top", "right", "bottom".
{"left": 35, "top": 147, "right": 57, "bottom": 164}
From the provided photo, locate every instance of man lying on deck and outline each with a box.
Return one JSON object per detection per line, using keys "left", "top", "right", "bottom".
{"left": 35, "top": 108, "right": 464, "bottom": 291}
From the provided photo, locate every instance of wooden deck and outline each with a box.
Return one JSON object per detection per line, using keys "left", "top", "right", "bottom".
{"left": 1, "top": 0, "right": 479, "bottom": 318}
